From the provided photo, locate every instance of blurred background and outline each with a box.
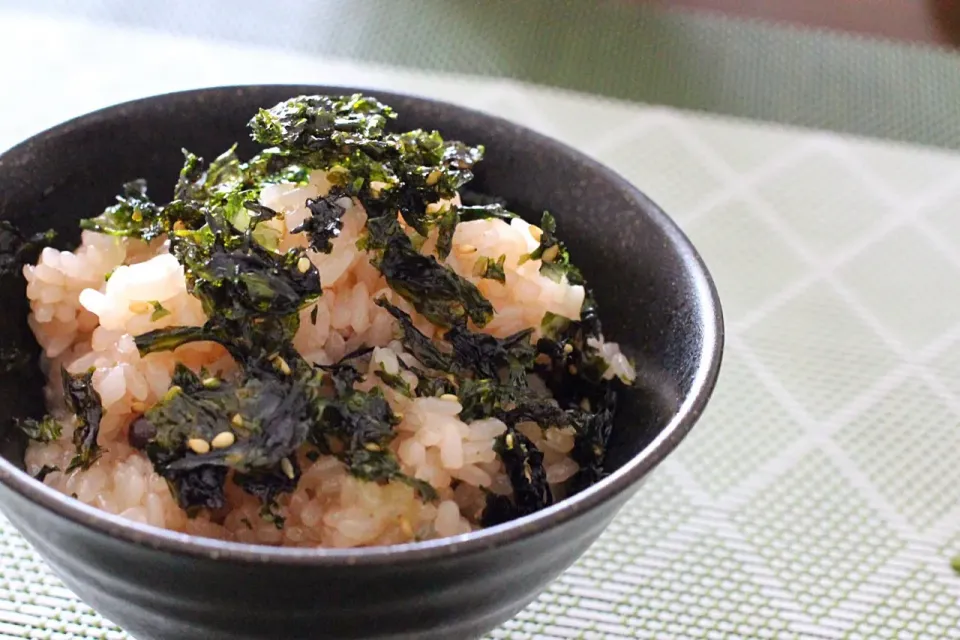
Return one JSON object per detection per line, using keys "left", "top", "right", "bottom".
{"left": 3, "top": 1, "right": 960, "bottom": 638}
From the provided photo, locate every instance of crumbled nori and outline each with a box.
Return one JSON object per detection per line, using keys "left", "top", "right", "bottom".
{"left": 62, "top": 368, "right": 104, "bottom": 472}
{"left": 0, "top": 221, "right": 55, "bottom": 279}
{"left": 234, "top": 459, "right": 300, "bottom": 526}
{"left": 13, "top": 415, "right": 62, "bottom": 443}
{"left": 523, "top": 211, "right": 584, "bottom": 285}
{"left": 249, "top": 94, "right": 482, "bottom": 242}
{"left": 456, "top": 378, "right": 512, "bottom": 423}
{"left": 444, "top": 323, "right": 535, "bottom": 380}
{"left": 175, "top": 146, "right": 243, "bottom": 203}
{"left": 311, "top": 362, "right": 437, "bottom": 500}
{"left": 171, "top": 465, "right": 229, "bottom": 513}
{"left": 373, "top": 368, "right": 412, "bottom": 397}
{"left": 473, "top": 254, "right": 507, "bottom": 283}
{"left": 493, "top": 428, "right": 553, "bottom": 516}
{"left": 293, "top": 191, "right": 347, "bottom": 253}
{"left": 364, "top": 215, "right": 493, "bottom": 328}
{"left": 532, "top": 302, "right": 625, "bottom": 490}
{"left": 434, "top": 205, "right": 458, "bottom": 261}
{"left": 33, "top": 465, "right": 60, "bottom": 482}
{"left": 145, "top": 365, "right": 313, "bottom": 475}
{"left": 374, "top": 298, "right": 450, "bottom": 371}
{"left": 79, "top": 179, "right": 166, "bottom": 241}
{"left": 378, "top": 289, "right": 623, "bottom": 518}
{"left": 130, "top": 354, "right": 318, "bottom": 512}
{"left": 149, "top": 301, "right": 171, "bottom": 322}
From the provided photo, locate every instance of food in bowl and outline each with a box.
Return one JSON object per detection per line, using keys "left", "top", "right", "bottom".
{"left": 10, "top": 94, "right": 636, "bottom": 548}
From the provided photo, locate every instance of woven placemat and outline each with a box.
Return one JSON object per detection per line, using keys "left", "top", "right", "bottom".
{"left": 3, "top": 8, "right": 960, "bottom": 639}
{"left": 9, "top": 0, "right": 960, "bottom": 151}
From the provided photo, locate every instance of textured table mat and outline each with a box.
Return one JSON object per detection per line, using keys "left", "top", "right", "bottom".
{"left": 10, "top": 0, "right": 960, "bottom": 151}
{"left": 3, "top": 7, "right": 960, "bottom": 640}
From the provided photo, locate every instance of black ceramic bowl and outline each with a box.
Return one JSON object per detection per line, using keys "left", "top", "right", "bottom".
{"left": 0, "top": 85, "right": 722, "bottom": 640}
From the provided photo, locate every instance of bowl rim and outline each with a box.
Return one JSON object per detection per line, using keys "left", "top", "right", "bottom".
{"left": 0, "top": 84, "right": 724, "bottom": 565}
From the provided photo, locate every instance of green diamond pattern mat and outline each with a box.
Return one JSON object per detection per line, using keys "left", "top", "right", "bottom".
{"left": 2, "top": 8, "right": 960, "bottom": 640}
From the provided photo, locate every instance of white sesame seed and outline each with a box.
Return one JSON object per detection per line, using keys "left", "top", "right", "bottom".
{"left": 231, "top": 414, "right": 244, "bottom": 428}
{"left": 563, "top": 343, "right": 574, "bottom": 354}
{"left": 274, "top": 356, "right": 292, "bottom": 376}
{"left": 399, "top": 516, "right": 414, "bottom": 538}
{"left": 439, "top": 393, "right": 459, "bottom": 403}
{"left": 541, "top": 245, "right": 560, "bottom": 263}
{"left": 211, "top": 431, "right": 236, "bottom": 449}
{"left": 281, "top": 458, "right": 295, "bottom": 479}
{"left": 187, "top": 438, "right": 210, "bottom": 455}
{"left": 297, "top": 256, "right": 311, "bottom": 273}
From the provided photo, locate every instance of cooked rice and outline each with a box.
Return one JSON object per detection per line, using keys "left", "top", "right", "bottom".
{"left": 22, "top": 170, "right": 635, "bottom": 547}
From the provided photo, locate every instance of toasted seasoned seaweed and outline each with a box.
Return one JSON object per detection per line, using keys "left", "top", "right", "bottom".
{"left": 374, "top": 298, "right": 450, "bottom": 371}
{"left": 170, "top": 465, "right": 229, "bottom": 513}
{"left": 434, "top": 205, "right": 458, "bottom": 261}
{"left": 131, "top": 359, "right": 316, "bottom": 512}
{"left": 187, "top": 241, "right": 321, "bottom": 320}
{"left": 568, "top": 386, "right": 618, "bottom": 490}
{"left": 250, "top": 94, "right": 394, "bottom": 155}
{"left": 234, "top": 460, "right": 300, "bottom": 526}
{"left": 62, "top": 368, "right": 105, "bottom": 472}
{"left": 380, "top": 286, "right": 620, "bottom": 513}
{"left": 473, "top": 254, "right": 506, "bottom": 283}
{"left": 175, "top": 146, "right": 243, "bottom": 203}
{"left": 14, "top": 414, "right": 62, "bottom": 443}
{"left": 293, "top": 191, "right": 347, "bottom": 253}
{"left": 522, "top": 211, "right": 584, "bottom": 285}
{"left": 79, "top": 179, "right": 166, "bottom": 240}
{"left": 379, "top": 290, "right": 621, "bottom": 502}
{"left": 311, "top": 365, "right": 397, "bottom": 472}
{"left": 455, "top": 200, "right": 515, "bottom": 221}
{"left": 0, "top": 221, "right": 55, "bottom": 279}
{"left": 532, "top": 299, "right": 625, "bottom": 489}
{"left": 0, "top": 219, "right": 50, "bottom": 373}
{"left": 143, "top": 365, "right": 313, "bottom": 474}
{"left": 149, "top": 301, "right": 171, "bottom": 322}
{"left": 33, "top": 465, "right": 60, "bottom": 482}
{"left": 445, "top": 323, "right": 535, "bottom": 380}
{"left": 251, "top": 94, "right": 482, "bottom": 246}
{"left": 492, "top": 428, "right": 553, "bottom": 517}
{"left": 456, "top": 378, "right": 514, "bottom": 423}
{"left": 373, "top": 368, "right": 412, "bottom": 397}
{"left": 310, "top": 362, "right": 436, "bottom": 500}
{"left": 365, "top": 216, "right": 493, "bottom": 328}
